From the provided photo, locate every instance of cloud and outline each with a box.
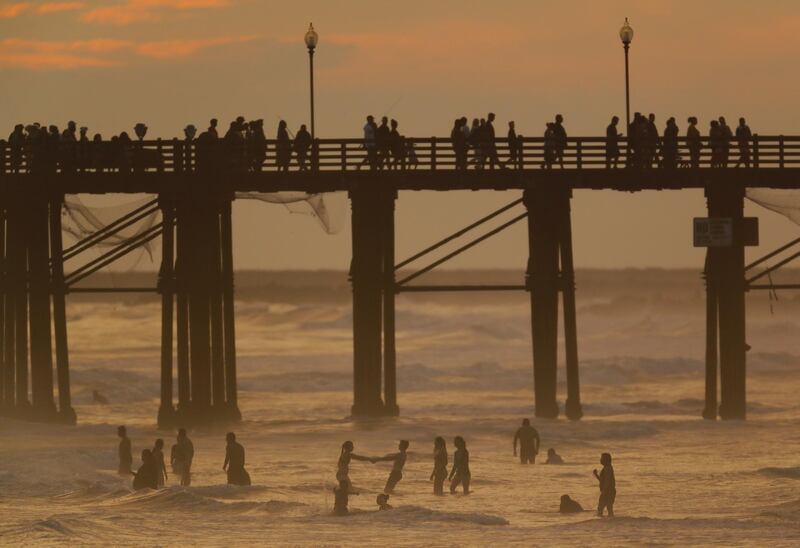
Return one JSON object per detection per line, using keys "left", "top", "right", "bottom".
{"left": 81, "top": 0, "right": 231, "bottom": 25}
{"left": 0, "top": 3, "right": 31, "bottom": 18}
{"left": 36, "top": 2, "right": 86, "bottom": 14}
{"left": 0, "top": 35, "right": 256, "bottom": 69}
{"left": 136, "top": 35, "right": 256, "bottom": 59}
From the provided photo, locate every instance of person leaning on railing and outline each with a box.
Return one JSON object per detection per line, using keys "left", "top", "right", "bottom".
{"left": 735, "top": 118, "right": 752, "bottom": 168}
{"left": 686, "top": 117, "right": 701, "bottom": 168}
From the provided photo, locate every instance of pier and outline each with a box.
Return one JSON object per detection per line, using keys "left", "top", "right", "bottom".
{"left": 1, "top": 133, "right": 799, "bottom": 425}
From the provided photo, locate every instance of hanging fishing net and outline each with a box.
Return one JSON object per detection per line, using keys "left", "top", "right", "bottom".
{"left": 746, "top": 189, "right": 800, "bottom": 227}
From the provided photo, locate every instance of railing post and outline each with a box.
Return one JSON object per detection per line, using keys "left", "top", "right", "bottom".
{"left": 157, "top": 139, "right": 164, "bottom": 173}
{"left": 312, "top": 139, "right": 320, "bottom": 172}
{"left": 779, "top": 135, "right": 785, "bottom": 169}
{"left": 431, "top": 137, "right": 437, "bottom": 171}
{"left": 519, "top": 137, "right": 525, "bottom": 170}
{"left": 753, "top": 134, "right": 759, "bottom": 168}
{"left": 0, "top": 140, "right": 7, "bottom": 177}
{"left": 172, "top": 138, "right": 182, "bottom": 174}
{"left": 341, "top": 142, "right": 346, "bottom": 171}
{"left": 576, "top": 138, "right": 582, "bottom": 169}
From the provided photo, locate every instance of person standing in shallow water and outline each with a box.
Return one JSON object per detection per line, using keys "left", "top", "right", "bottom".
{"left": 430, "top": 436, "right": 448, "bottom": 496}
{"left": 172, "top": 428, "right": 194, "bottom": 486}
{"left": 513, "top": 418, "right": 540, "bottom": 464}
{"left": 118, "top": 426, "right": 132, "bottom": 476}
{"left": 337, "top": 441, "right": 373, "bottom": 491}
{"left": 593, "top": 452, "right": 616, "bottom": 517}
{"left": 223, "top": 432, "right": 251, "bottom": 486}
{"left": 372, "top": 440, "right": 409, "bottom": 494}
{"left": 448, "top": 436, "right": 471, "bottom": 495}
{"left": 132, "top": 449, "right": 158, "bottom": 490}
{"left": 152, "top": 439, "right": 168, "bottom": 487}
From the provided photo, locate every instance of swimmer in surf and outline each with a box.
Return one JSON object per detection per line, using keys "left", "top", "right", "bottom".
{"left": 337, "top": 441, "right": 372, "bottom": 491}
{"left": 430, "top": 436, "right": 448, "bottom": 496}
{"left": 371, "top": 440, "right": 409, "bottom": 494}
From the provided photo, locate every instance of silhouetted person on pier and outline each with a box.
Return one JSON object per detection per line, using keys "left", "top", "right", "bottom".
{"left": 559, "top": 494, "right": 584, "bottom": 513}
{"left": 172, "top": 428, "right": 194, "bottom": 486}
{"left": 504, "top": 121, "right": 521, "bottom": 169}
{"left": 553, "top": 114, "right": 567, "bottom": 168}
{"left": 118, "top": 426, "right": 132, "bottom": 475}
{"left": 337, "top": 441, "right": 373, "bottom": 490}
{"left": 9, "top": 124, "right": 24, "bottom": 173}
{"left": 662, "top": 117, "right": 679, "bottom": 169}
{"left": 223, "top": 432, "right": 251, "bottom": 486}
{"left": 208, "top": 118, "right": 219, "bottom": 139}
{"left": 372, "top": 440, "right": 409, "bottom": 494}
{"left": 468, "top": 118, "right": 482, "bottom": 166}
{"left": 333, "top": 478, "right": 354, "bottom": 516}
{"left": 542, "top": 123, "right": 556, "bottom": 169}
{"left": 448, "top": 436, "right": 470, "bottom": 495}
{"left": 276, "top": 120, "right": 291, "bottom": 171}
{"left": 376, "top": 493, "right": 393, "bottom": 510}
{"left": 389, "top": 119, "right": 404, "bottom": 169}
{"left": 431, "top": 436, "right": 449, "bottom": 495}
{"left": 735, "top": 118, "right": 752, "bottom": 168}
{"left": 545, "top": 448, "right": 564, "bottom": 464}
{"left": 376, "top": 116, "right": 391, "bottom": 169}
{"left": 709, "top": 120, "right": 722, "bottom": 168}
{"left": 605, "top": 116, "right": 620, "bottom": 169}
{"left": 593, "top": 452, "right": 616, "bottom": 517}
{"left": 405, "top": 140, "right": 419, "bottom": 169}
{"left": 78, "top": 126, "right": 90, "bottom": 172}
{"left": 481, "top": 112, "right": 503, "bottom": 169}
{"left": 451, "top": 118, "right": 468, "bottom": 170}
{"left": 293, "top": 124, "right": 312, "bottom": 171}
{"left": 153, "top": 438, "right": 168, "bottom": 487}
{"left": 513, "top": 418, "right": 540, "bottom": 464}
{"left": 358, "top": 115, "right": 377, "bottom": 170}
{"left": 719, "top": 116, "right": 733, "bottom": 167}
{"left": 687, "top": 117, "right": 701, "bottom": 168}
{"left": 132, "top": 450, "right": 158, "bottom": 490}
{"left": 247, "top": 119, "right": 267, "bottom": 172}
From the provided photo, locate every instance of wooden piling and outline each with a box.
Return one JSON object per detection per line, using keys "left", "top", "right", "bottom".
{"left": 382, "top": 190, "right": 399, "bottom": 416}
{"left": 49, "top": 196, "right": 76, "bottom": 423}
{"left": 2, "top": 207, "right": 15, "bottom": 409}
{"left": 558, "top": 189, "right": 583, "bottom": 421}
{"left": 175, "top": 202, "right": 191, "bottom": 417}
{"left": 220, "top": 198, "right": 240, "bottom": 420}
{"left": 158, "top": 196, "right": 175, "bottom": 428}
{"left": 209, "top": 202, "right": 226, "bottom": 411}
{"left": 703, "top": 249, "right": 718, "bottom": 420}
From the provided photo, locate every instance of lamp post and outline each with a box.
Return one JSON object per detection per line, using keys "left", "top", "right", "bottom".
{"left": 619, "top": 18, "right": 634, "bottom": 131}
{"left": 304, "top": 23, "right": 318, "bottom": 139}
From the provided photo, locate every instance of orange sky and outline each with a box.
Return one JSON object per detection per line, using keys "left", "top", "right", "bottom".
{"left": 3, "top": 0, "right": 800, "bottom": 270}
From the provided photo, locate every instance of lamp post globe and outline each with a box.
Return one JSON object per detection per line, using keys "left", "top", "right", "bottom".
{"left": 304, "top": 23, "right": 318, "bottom": 139}
{"left": 619, "top": 17, "right": 633, "bottom": 45}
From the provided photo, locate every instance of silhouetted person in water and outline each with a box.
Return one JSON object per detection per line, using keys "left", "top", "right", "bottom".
{"left": 375, "top": 116, "right": 391, "bottom": 169}
{"left": 513, "top": 418, "right": 540, "bottom": 464}
{"left": 333, "top": 478, "right": 353, "bottom": 516}
{"left": 153, "top": 439, "right": 168, "bottom": 487}
{"left": 686, "top": 117, "right": 701, "bottom": 168}
{"left": 430, "top": 436, "right": 448, "bottom": 496}
{"left": 451, "top": 118, "right": 468, "bottom": 170}
{"left": 132, "top": 449, "right": 158, "bottom": 490}
{"left": 553, "top": 114, "right": 567, "bottom": 168}
{"left": 118, "top": 426, "right": 132, "bottom": 476}
{"left": 593, "top": 452, "right": 616, "bottom": 517}
{"left": 735, "top": 117, "right": 752, "bottom": 168}
{"left": 276, "top": 120, "right": 291, "bottom": 171}
{"left": 559, "top": 494, "right": 584, "bottom": 513}
{"left": 545, "top": 448, "right": 564, "bottom": 464}
{"left": 719, "top": 116, "right": 733, "bottom": 168}
{"left": 358, "top": 115, "right": 377, "bottom": 170}
{"left": 376, "top": 493, "right": 393, "bottom": 511}
{"left": 293, "top": 124, "right": 312, "bottom": 170}
{"left": 372, "top": 440, "right": 409, "bottom": 494}
{"left": 337, "top": 441, "right": 372, "bottom": 490}
{"left": 605, "top": 116, "right": 620, "bottom": 169}
{"left": 172, "top": 428, "right": 194, "bottom": 486}
{"left": 223, "top": 432, "right": 251, "bottom": 486}
{"left": 662, "top": 117, "right": 679, "bottom": 169}
{"left": 448, "top": 436, "right": 470, "bottom": 495}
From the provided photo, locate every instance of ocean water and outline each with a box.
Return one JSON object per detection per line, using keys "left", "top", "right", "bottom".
{"left": 1, "top": 269, "right": 800, "bottom": 546}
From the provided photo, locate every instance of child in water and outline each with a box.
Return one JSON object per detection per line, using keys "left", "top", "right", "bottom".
{"left": 376, "top": 493, "right": 393, "bottom": 511}
{"left": 337, "top": 441, "right": 372, "bottom": 492}
{"left": 372, "top": 440, "right": 409, "bottom": 494}
{"left": 545, "top": 448, "right": 564, "bottom": 464}
{"left": 430, "top": 437, "right": 448, "bottom": 496}
{"left": 593, "top": 452, "right": 616, "bottom": 517}
{"left": 448, "top": 436, "right": 471, "bottom": 495}
{"left": 333, "top": 478, "right": 356, "bottom": 516}
{"left": 132, "top": 449, "right": 158, "bottom": 490}
{"left": 559, "top": 494, "right": 583, "bottom": 513}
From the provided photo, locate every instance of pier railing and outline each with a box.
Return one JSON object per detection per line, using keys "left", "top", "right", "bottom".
{"left": 1, "top": 135, "right": 798, "bottom": 175}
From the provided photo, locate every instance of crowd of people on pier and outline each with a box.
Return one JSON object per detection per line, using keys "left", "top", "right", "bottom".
{"left": 117, "top": 418, "right": 616, "bottom": 518}
{"left": 4, "top": 113, "right": 755, "bottom": 173}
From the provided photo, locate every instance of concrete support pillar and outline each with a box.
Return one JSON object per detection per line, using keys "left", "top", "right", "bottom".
{"left": 49, "top": 196, "right": 76, "bottom": 423}
{"left": 706, "top": 183, "right": 746, "bottom": 419}
{"left": 158, "top": 197, "right": 176, "bottom": 428}
{"left": 558, "top": 189, "right": 583, "bottom": 420}
{"left": 703, "top": 249, "right": 718, "bottom": 420}
{"left": 382, "top": 190, "right": 399, "bottom": 416}
{"left": 220, "top": 198, "right": 240, "bottom": 420}
{"left": 524, "top": 188, "right": 560, "bottom": 418}
{"left": 209, "top": 202, "right": 226, "bottom": 412}
{"left": 175, "top": 201, "right": 191, "bottom": 417}
{"left": 0, "top": 208, "right": 6, "bottom": 410}
{"left": 3, "top": 207, "right": 16, "bottom": 410}
{"left": 187, "top": 203, "right": 212, "bottom": 421}
{"left": 349, "top": 189, "right": 385, "bottom": 416}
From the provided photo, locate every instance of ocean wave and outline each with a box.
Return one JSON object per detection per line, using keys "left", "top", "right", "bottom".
{"left": 102, "top": 486, "right": 305, "bottom": 514}
{"left": 757, "top": 467, "right": 800, "bottom": 480}
{"left": 347, "top": 505, "right": 509, "bottom": 526}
